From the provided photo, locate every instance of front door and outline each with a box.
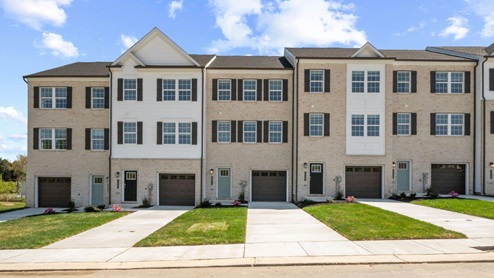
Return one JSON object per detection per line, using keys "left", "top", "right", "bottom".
{"left": 397, "top": 161, "right": 410, "bottom": 192}
{"left": 91, "top": 175, "right": 104, "bottom": 205}
{"left": 217, "top": 168, "right": 231, "bottom": 199}
{"left": 124, "top": 171, "right": 137, "bottom": 202}
{"left": 310, "top": 163, "right": 323, "bottom": 194}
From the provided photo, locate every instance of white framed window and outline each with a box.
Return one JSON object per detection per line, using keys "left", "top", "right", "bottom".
{"left": 40, "top": 128, "right": 67, "bottom": 150}
{"left": 218, "top": 80, "right": 231, "bottom": 101}
{"left": 309, "top": 114, "right": 323, "bottom": 137}
{"left": 311, "top": 164, "right": 322, "bottom": 173}
{"left": 367, "top": 115, "right": 380, "bottom": 136}
{"left": 397, "top": 113, "right": 410, "bottom": 136}
{"left": 162, "top": 122, "right": 192, "bottom": 144}
{"left": 162, "top": 79, "right": 192, "bottom": 101}
{"left": 163, "top": 79, "right": 176, "bottom": 101}
{"left": 243, "top": 121, "right": 256, "bottom": 143}
{"left": 352, "top": 71, "right": 381, "bottom": 93}
{"left": 435, "top": 72, "right": 464, "bottom": 94}
{"left": 269, "top": 121, "right": 282, "bottom": 143}
{"left": 351, "top": 115, "right": 364, "bottom": 136}
{"left": 219, "top": 169, "right": 229, "bottom": 177}
{"left": 397, "top": 71, "right": 410, "bottom": 93}
{"left": 126, "top": 172, "right": 137, "bottom": 180}
{"left": 40, "top": 87, "right": 67, "bottom": 109}
{"left": 367, "top": 71, "right": 380, "bottom": 93}
{"left": 269, "top": 80, "right": 282, "bottom": 101}
{"left": 123, "top": 122, "right": 137, "bottom": 144}
{"left": 123, "top": 79, "right": 137, "bottom": 101}
{"left": 92, "top": 88, "right": 105, "bottom": 109}
{"left": 351, "top": 71, "right": 364, "bottom": 93}
{"left": 163, "top": 122, "right": 176, "bottom": 144}
{"left": 398, "top": 162, "right": 408, "bottom": 170}
{"left": 243, "top": 80, "right": 257, "bottom": 101}
{"left": 436, "top": 114, "right": 464, "bottom": 136}
{"left": 178, "top": 79, "right": 191, "bottom": 101}
{"left": 91, "top": 129, "right": 105, "bottom": 150}
{"left": 217, "top": 121, "right": 231, "bottom": 143}
{"left": 178, "top": 123, "right": 192, "bottom": 144}
{"left": 310, "top": 70, "right": 324, "bottom": 93}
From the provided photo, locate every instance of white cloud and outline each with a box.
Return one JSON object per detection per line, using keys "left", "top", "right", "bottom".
{"left": 407, "top": 21, "right": 426, "bottom": 33}
{"left": 0, "top": 0, "right": 72, "bottom": 30}
{"left": 465, "top": 0, "right": 494, "bottom": 37}
{"left": 37, "top": 32, "right": 79, "bottom": 58}
{"left": 439, "top": 16, "right": 469, "bottom": 40}
{"left": 120, "top": 34, "right": 138, "bottom": 50}
{"left": 208, "top": 0, "right": 366, "bottom": 55}
{"left": 0, "top": 107, "right": 27, "bottom": 125}
{"left": 169, "top": 0, "right": 184, "bottom": 18}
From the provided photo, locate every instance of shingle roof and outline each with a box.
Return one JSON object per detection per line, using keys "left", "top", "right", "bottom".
{"left": 434, "top": 45, "right": 494, "bottom": 56}
{"left": 24, "top": 62, "right": 111, "bottom": 78}
{"left": 190, "top": 54, "right": 215, "bottom": 67}
{"left": 208, "top": 56, "right": 293, "bottom": 69}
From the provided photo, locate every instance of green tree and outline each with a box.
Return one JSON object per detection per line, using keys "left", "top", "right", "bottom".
{"left": 11, "top": 154, "right": 27, "bottom": 182}
{"left": 0, "top": 158, "right": 12, "bottom": 181}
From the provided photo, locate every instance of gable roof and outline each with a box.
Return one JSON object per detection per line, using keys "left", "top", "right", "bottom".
{"left": 190, "top": 54, "right": 216, "bottom": 67}
{"left": 428, "top": 45, "right": 494, "bottom": 57}
{"left": 208, "top": 56, "right": 293, "bottom": 69}
{"left": 352, "top": 42, "right": 384, "bottom": 58}
{"left": 24, "top": 62, "right": 111, "bottom": 78}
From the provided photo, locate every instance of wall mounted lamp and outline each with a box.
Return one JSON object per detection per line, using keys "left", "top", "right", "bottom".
{"left": 115, "top": 171, "right": 120, "bottom": 179}
{"left": 490, "top": 162, "right": 494, "bottom": 168}
{"left": 210, "top": 169, "right": 214, "bottom": 175}
{"left": 304, "top": 163, "right": 308, "bottom": 169}
{"left": 392, "top": 162, "right": 396, "bottom": 169}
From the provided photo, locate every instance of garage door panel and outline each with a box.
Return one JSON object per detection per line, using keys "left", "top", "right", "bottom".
{"left": 252, "top": 171, "right": 286, "bottom": 202}
{"left": 431, "top": 164, "right": 465, "bottom": 194}
{"left": 159, "top": 174, "right": 195, "bottom": 206}
{"left": 38, "top": 177, "right": 71, "bottom": 207}
{"left": 345, "top": 167, "right": 381, "bottom": 198}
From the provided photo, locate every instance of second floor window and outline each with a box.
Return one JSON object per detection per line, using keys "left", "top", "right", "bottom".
{"left": 396, "top": 71, "right": 410, "bottom": 93}
{"left": 269, "top": 121, "right": 282, "bottom": 143}
{"left": 91, "top": 129, "right": 105, "bottom": 150}
{"left": 124, "top": 122, "right": 137, "bottom": 144}
{"left": 218, "top": 80, "right": 231, "bottom": 101}
{"left": 41, "top": 87, "right": 67, "bottom": 108}
{"left": 40, "top": 128, "right": 67, "bottom": 150}
{"left": 178, "top": 123, "right": 192, "bottom": 144}
{"left": 92, "top": 88, "right": 105, "bottom": 109}
{"left": 243, "top": 121, "right": 257, "bottom": 142}
{"left": 351, "top": 115, "right": 380, "bottom": 137}
{"left": 310, "top": 114, "right": 323, "bottom": 137}
{"left": 310, "top": 70, "right": 324, "bottom": 93}
{"left": 397, "top": 113, "right": 410, "bottom": 135}
{"left": 436, "top": 114, "right": 464, "bottom": 136}
{"left": 124, "top": 79, "right": 137, "bottom": 101}
{"left": 243, "top": 80, "right": 257, "bottom": 101}
{"left": 163, "top": 122, "right": 192, "bottom": 144}
{"left": 218, "top": 121, "right": 231, "bottom": 143}
{"left": 162, "top": 79, "right": 192, "bottom": 101}
{"left": 269, "top": 80, "right": 282, "bottom": 101}
{"left": 352, "top": 71, "right": 380, "bottom": 93}
{"left": 351, "top": 115, "right": 364, "bottom": 136}
{"left": 436, "top": 72, "right": 464, "bottom": 94}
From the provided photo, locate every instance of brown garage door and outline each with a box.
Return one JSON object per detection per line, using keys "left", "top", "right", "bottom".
{"left": 431, "top": 164, "right": 465, "bottom": 194}
{"left": 159, "top": 174, "right": 195, "bottom": 206}
{"left": 252, "top": 171, "right": 286, "bottom": 201}
{"left": 38, "top": 177, "right": 71, "bottom": 207}
{"left": 345, "top": 167, "right": 381, "bottom": 198}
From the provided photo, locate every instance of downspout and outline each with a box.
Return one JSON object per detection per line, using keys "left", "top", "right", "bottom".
{"left": 473, "top": 60, "right": 478, "bottom": 194}
{"left": 294, "top": 59, "right": 299, "bottom": 202}
{"left": 108, "top": 67, "right": 113, "bottom": 204}
{"left": 482, "top": 57, "right": 487, "bottom": 195}
{"left": 200, "top": 66, "right": 205, "bottom": 203}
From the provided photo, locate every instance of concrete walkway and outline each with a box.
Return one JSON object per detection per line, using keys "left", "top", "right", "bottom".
{"left": 360, "top": 199, "right": 494, "bottom": 238}
{"left": 0, "top": 207, "right": 62, "bottom": 223}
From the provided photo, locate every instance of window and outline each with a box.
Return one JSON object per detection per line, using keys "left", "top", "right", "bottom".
{"left": 218, "top": 80, "right": 231, "bottom": 101}
{"left": 162, "top": 122, "right": 193, "bottom": 144}
{"left": 40, "top": 87, "right": 67, "bottom": 108}
{"left": 217, "top": 121, "right": 231, "bottom": 143}
{"left": 367, "top": 115, "right": 380, "bottom": 136}
{"left": 352, "top": 71, "right": 381, "bottom": 93}
{"left": 269, "top": 80, "right": 282, "bottom": 101}
{"left": 351, "top": 71, "right": 364, "bottom": 93}
{"left": 40, "top": 128, "right": 67, "bottom": 150}
{"left": 163, "top": 123, "right": 176, "bottom": 144}
{"left": 436, "top": 114, "right": 464, "bottom": 136}
{"left": 92, "top": 88, "right": 105, "bottom": 109}
{"left": 220, "top": 169, "right": 229, "bottom": 177}
{"left": 178, "top": 123, "right": 191, "bottom": 144}
{"left": 91, "top": 129, "right": 105, "bottom": 150}
{"left": 126, "top": 172, "right": 136, "bottom": 180}
{"left": 311, "top": 164, "right": 322, "bottom": 173}
{"left": 351, "top": 115, "right": 364, "bottom": 136}
{"left": 124, "top": 79, "right": 137, "bottom": 100}
{"left": 243, "top": 121, "right": 256, "bottom": 143}
{"left": 397, "top": 113, "right": 410, "bottom": 135}
{"left": 397, "top": 71, "right": 410, "bottom": 93}
{"left": 243, "top": 80, "right": 256, "bottom": 101}
{"left": 178, "top": 79, "right": 191, "bottom": 101}
{"left": 163, "top": 79, "right": 176, "bottom": 101}
{"left": 309, "top": 114, "right": 323, "bottom": 137}
{"left": 269, "top": 121, "right": 282, "bottom": 143}
{"left": 367, "top": 71, "right": 380, "bottom": 93}
{"left": 123, "top": 122, "right": 137, "bottom": 144}
{"left": 436, "top": 72, "right": 464, "bottom": 94}
{"left": 310, "top": 70, "right": 324, "bottom": 93}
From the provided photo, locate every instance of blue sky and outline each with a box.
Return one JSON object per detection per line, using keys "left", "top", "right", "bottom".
{"left": 0, "top": 0, "right": 493, "bottom": 161}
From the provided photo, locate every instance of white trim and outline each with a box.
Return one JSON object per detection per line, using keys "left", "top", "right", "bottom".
{"left": 351, "top": 42, "right": 385, "bottom": 58}
{"left": 156, "top": 173, "right": 160, "bottom": 206}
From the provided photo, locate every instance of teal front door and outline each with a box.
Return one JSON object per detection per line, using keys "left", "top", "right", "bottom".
{"left": 91, "top": 175, "right": 104, "bottom": 205}
{"left": 217, "top": 168, "right": 231, "bottom": 199}
{"left": 397, "top": 161, "right": 410, "bottom": 192}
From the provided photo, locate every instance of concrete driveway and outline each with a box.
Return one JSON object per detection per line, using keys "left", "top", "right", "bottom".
{"left": 0, "top": 208, "right": 62, "bottom": 223}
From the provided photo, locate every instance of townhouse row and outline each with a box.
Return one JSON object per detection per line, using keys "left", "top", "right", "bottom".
{"left": 23, "top": 28, "right": 494, "bottom": 207}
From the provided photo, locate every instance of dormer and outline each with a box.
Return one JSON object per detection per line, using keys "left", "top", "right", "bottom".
{"left": 351, "top": 42, "right": 385, "bottom": 58}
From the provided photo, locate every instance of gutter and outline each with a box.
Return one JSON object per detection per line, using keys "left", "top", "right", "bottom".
{"left": 473, "top": 59, "right": 479, "bottom": 194}
{"left": 482, "top": 57, "right": 487, "bottom": 195}
{"left": 108, "top": 67, "right": 113, "bottom": 204}
{"left": 200, "top": 66, "right": 205, "bottom": 203}
{"left": 294, "top": 59, "right": 299, "bottom": 202}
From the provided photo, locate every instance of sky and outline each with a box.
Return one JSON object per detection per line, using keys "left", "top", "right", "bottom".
{"left": 1, "top": 0, "right": 494, "bottom": 162}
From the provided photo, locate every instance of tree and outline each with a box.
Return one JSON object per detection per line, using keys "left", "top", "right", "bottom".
{"left": 0, "top": 158, "right": 12, "bottom": 181}
{"left": 11, "top": 154, "right": 27, "bottom": 182}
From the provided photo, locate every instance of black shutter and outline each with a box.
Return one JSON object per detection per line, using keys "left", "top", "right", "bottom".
{"left": 304, "top": 69, "right": 310, "bottom": 92}
{"left": 192, "top": 122, "right": 198, "bottom": 145}
{"left": 66, "top": 128, "right": 72, "bottom": 150}
{"left": 263, "top": 79, "right": 269, "bottom": 101}
{"left": 85, "top": 128, "right": 91, "bottom": 150}
{"left": 257, "top": 121, "right": 262, "bottom": 143}
{"left": 192, "top": 79, "right": 197, "bottom": 101}
{"left": 212, "top": 121, "right": 217, "bottom": 142}
{"left": 411, "top": 71, "right": 417, "bottom": 93}
{"left": 464, "top": 71, "right": 471, "bottom": 93}
{"left": 324, "top": 70, "right": 330, "bottom": 93}
{"left": 231, "top": 121, "right": 236, "bottom": 142}
{"left": 324, "top": 113, "right": 330, "bottom": 136}
{"left": 392, "top": 113, "right": 397, "bottom": 135}
{"left": 212, "top": 79, "right": 218, "bottom": 101}
{"left": 283, "top": 79, "right": 288, "bottom": 101}
{"left": 117, "top": 122, "right": 123, "bottom": 144}
{"left": 104, "top": 87, "right": 110, "bottom": 108}
{"left": 238, "top": 121, "right": 243, "bottom": 143}
{"left": 33, "top": 87, "right": 39, "bottom": 108}
{"left": 156, "top": 79, "right": 162, "bottom": 101}
{"left": 104, "top": 128, "right": 109, "bottom": 150}
{"left": 231, "top": 79, "right": 237, "bottom": 101}
{"left": 490, "top": 69, "right": 494, "bottom": 91}
{"left": 33, "top": 128, "right": 39, "bottom": 149}
{"left": 430, "top": 113, "right": 436, "bottom": 135}
{"left": 257, "top": 79, "right": 262, "bottom": 101}
{"left": 465, "top": 113, "right": 471, "bottom": 136}
{"left": 117, "top": 79, "right": 123, "bottom": 101}
{"left": 263, "top": 121, "right": 269, "bottom": 143}
{"left": 137, "top": 78, "right": 143, "bottom": 101}
{"left": 66, "top": 87, "right": 72, "bottom": 108}
{"left": 491, "top": 111, "right": 494, "bottom": 134}
{"left": 411, "top": 113, "right": 417, "bottom": 135}
{"left": 282, "top": 121, "right": 288, "bottom": 143}
{"left": 86, "top": 87, "right": 91, "bottom": 108}
{"left": 137, "top": 121, "right": 143, "bottom": 144}
{"left": 304, "top": 113, "right": 309, "bottom": 136}
{"left": 238, "top": 79, "right": 243, "bottom": 100}
{"left": 430, "top": 71, "right": 436, "bottom": 93}
{"left": 392, "top": 71, "right": 398, "bottom": 93}
{"left": 157, "top": 122, "right": 162, "bottom": 144}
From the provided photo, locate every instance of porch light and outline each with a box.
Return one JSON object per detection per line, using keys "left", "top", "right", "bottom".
{"left": 210, "top": 169, "right": 214, "bottom": 175}
{"left": 304, "top": 163, "right": 308, "bottom": 169}
{"left": 115, "top": 171, "right": 120, "bottom": 179}
{"left": 392, "top": 162, "right": 396, "bottom": 169}
{"left": 490, "top": 162, "right": 494, "bottom": 168}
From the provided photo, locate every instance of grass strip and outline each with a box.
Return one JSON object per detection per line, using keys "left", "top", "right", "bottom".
{"left": 412, "top": 198, "right": 494, "bottom": 220}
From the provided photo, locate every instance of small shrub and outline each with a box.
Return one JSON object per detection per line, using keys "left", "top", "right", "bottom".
{"left": 410, "top": 192, "right": 417, "bottom": 198}
{"left": 197, "top": 201, "right": 211, "bottom": 208}
{"left": 43, "top": 208, "right": 56, "bottom": 214}
{"left": 232, "top": 199, "right": 241, "bottom": 206}
{"left": 426, "top": 187, "right": 439, "bottom": 198}
{"left": 214, "top": 202, "right": 223, "bottom": 207}
{"left": 346, "top": 196, "right": 356, "bottom": 203}
{"left": 112, "top": 204, "right": 122, "bottom": 212}
{"left": 400, "top": 192, "right": 406, "bottom": 198}
{"left": 84, "top": 206, "right": 95, "bottom": 212}
{"left": 302, "top": 198, "right": 316, "bottom": 205}
{"left": 142, "top": 197, "right": 150, "bottom": 207}
{"left": 449, "top": 191, "right": 460, "bottom": 198}
{"left": 335, "top": 191, "right": 344, "bottom": 200}
{"left": 97, "top": 204, "right": 106, "bottom": 210}
{"left": 238, "top": 192, "right": 245, "bottom": 202}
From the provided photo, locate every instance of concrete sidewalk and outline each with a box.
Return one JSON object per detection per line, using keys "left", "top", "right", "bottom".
{"left": 0, "top": 207, "right": 63, "bottom": 223}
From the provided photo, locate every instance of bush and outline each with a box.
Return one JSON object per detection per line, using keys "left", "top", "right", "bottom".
{"left": 197, "top": 201, "right": 211, "bottom": 208}
{"left": 44, "top": 208, "right": 56, "bottom": 214}
{"left": 0, "top": 179, "right": 17, "bottom": 195}
{"left": 112, "top": 204, "right": 122, "bottom": 212}
{"left": 426, "top": 187, "right": 439, "bottom": 198}
{"left": 97, "top": 204, "right": 106, "bottom": 210}
{"left": 238, "top": 192, "right": 245, "bottom": 202}
{"left": 232, "top": 199, "right": 241, "bottom": 206}
{"left": 214, "top": 202, "right": 223, "bottom": 207}
{"left": 335, "top": 191, "right": 344, "bottom": 200}
{"left": 400, "top": 192, "right": 406, "bottom": 198}
{"left": 84, "top": 206, "right": 96, "bottom": 212}
{"left": 346, "top": 196, "right": 356, "bottom": 203}
{"left": 410, "top": 192, "right": 417, "bottom": 198}
{"left": 142, "top": 197, "right": 150, "bottom": 207}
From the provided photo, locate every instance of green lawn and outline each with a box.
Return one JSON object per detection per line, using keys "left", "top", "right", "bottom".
{"left": 0, "top": 211, "right": 130, "bottom": 249}
{"left": 412, "top": 198, "right": 494, "bottom": 220}
{"left": 304, "top": 203, "right": 465, "bottom": 241}
{"left": 136, "top": 207, "right": 247, "bottom": 247}
{"left": 0, "top": 201, "right": 25, "bottom": 214}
